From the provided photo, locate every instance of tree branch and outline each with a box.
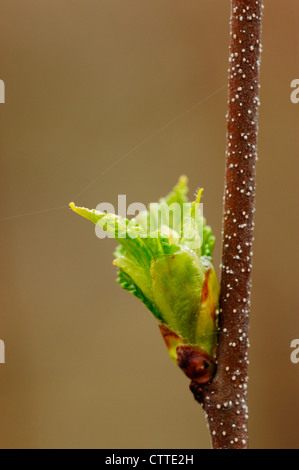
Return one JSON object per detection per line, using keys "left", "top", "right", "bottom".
{"left": 190, "top": 0, "right": 263, "bottom": 449}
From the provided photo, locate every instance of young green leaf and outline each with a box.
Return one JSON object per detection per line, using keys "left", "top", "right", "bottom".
{"left": 70, "top": 176, "right": 219, "bottom": 384}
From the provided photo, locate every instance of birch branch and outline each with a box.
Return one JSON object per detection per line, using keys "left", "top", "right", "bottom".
{"left": 190, "top": 0, "right": 263, "bottom": 449}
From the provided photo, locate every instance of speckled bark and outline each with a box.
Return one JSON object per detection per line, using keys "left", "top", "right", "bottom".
{"left": 191, "top": 0, "right": 263, "bottom": 449}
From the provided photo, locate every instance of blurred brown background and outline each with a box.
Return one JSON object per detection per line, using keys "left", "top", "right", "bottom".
{"left": 0, "top": 0, "right": 298, "bottom": 449}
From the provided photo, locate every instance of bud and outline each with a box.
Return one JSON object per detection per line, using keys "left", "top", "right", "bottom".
{"left": 69, "top": 176, "right": 219, "bottom": 384}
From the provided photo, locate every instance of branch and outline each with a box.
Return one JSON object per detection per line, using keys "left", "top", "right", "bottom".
{"left": 190, "top": 0, "right": 263, "bottom": 449}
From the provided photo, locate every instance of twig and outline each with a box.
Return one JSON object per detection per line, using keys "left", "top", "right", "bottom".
{"left": 190, "top": 0, "right": 263, "bottom": 448}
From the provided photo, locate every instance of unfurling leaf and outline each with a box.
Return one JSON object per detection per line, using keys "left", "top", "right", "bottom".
{"left": 70, "top": 176, "right": 219, "bottom": 384}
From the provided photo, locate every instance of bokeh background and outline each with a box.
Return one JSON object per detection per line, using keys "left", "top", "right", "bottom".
{"left": 0, "top": 0, "right": 298, "bottom": 449}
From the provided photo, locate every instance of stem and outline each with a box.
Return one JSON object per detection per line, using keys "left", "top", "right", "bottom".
{"left": 191, "top": 0, "right": 263, "bottom": 448}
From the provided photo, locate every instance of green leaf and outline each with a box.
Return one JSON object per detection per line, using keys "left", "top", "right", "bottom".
{"left": 117, "top": 269, "right": 163, "bottom": 321}
{"left": 164, "top": 174, "right": 189, "bottom": 207}
{"left": 70, "top": 177, "right": 219, "bottom": 383}
{"left": 150, "top": 247, "right": 205, "bottom": 346}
